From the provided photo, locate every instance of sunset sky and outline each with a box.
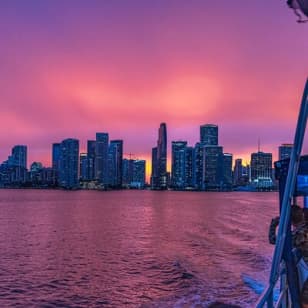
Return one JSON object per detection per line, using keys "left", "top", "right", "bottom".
{"left": 0, "top": 0, "right": 307, "bottom": 175}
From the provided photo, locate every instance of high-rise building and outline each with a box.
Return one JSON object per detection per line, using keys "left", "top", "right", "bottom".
{"left": 171, "top": 141, "right": 187, "bottom": 189}
{"left": 87, "top": 140, "right": 96, "bottom": 180}
{"left": 279, "top": 143, "right": 293, "bottom": 160}
{"left": 122, "top": 158, "right": 134, "bottom": 185}
{"left": 11, "top": 145, "right": 27, "bottom": 169}
{"left": 151, "top": 123, "right": 168, "bottom": 190}
{"left": 200, "top": 124, "right": 218, "bottom": 145}
{"left": 203, "top": 145, "right": 223, "bottom": 190}
{"left": 233, "top": 158, "right": 243, "bottom": 186}
{"left": 250, "top": 151, "right": 273, "bottom": 189}
{"left": 52, "top": 143, "right": 61, "bottom": 172}
{"left": 184, "top": 146, "right": 194, "bottom": 188}
{"left": 223, "top": 153, "right": 233, "bottom": 189}
{"left": 9, "top": 145, "right": 28, "bottom": 183}
{"left": 95, "top": 133, "right": 109, "bottom": 184}
{"left": 193, "top": 142, "right": 205, "bottom": 190}
{"left": 123, "top": 159, "right": 146, "bottom": 188}
{"left": 80, "top": 153, "right": 89, "bottom": 181}
{"left": 150, "top": 147, "right": 158, "bottom": 188}
{"left": 107, "top": 140, "right": 123, "bottom": 187}
{"left": 59, "top": 138, "right": 79, "bottom": 189}
{"left": 157, "top": 123, "right": 167, "bottom": 189}
{"left": 132, "top": 160, "right": 146, "bottom": 188}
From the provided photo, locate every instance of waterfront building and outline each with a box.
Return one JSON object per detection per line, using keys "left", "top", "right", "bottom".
{"left": 223, "top": 153, "right": 233, "bottom": 190}
{"left": 233, "top": 158, "right": 243, "bottom": 186}
{"left": 59, "top": 138, "right": 79, "bottom": 189}
{"left": 184, "top": 146, "right": 194, "bottom": 189}
{"left": 87, "top": 140, "right": 96, "bottom": 180}
{"left": 132, "top": 160, "right": 146, "bottom": 188}
{"left": 52, "top": 143, "right": 61, "bottom": 173}
{"left": 11, "top": 145, "right": 27, "bottom": 169}
{"left": 151, "top": 123, "right": 168, "bottom": 190}
{"left": 6, "top": 145, "right": 28, "bottom": 183}
{"left": 123, "top": 159, "right": 146, "bottom": 188}
{"left": 122, "top": 158, "right": 134, "bottom": 186}
{"left": 107, "top": 140, "right": 123, "bottom": 187}
{"left": 279, "top": 143, "right": 293, "bottom": 160}
{"left": 203, "top": 145, "right": 223, "bottom": 190}
{"left": 171, "top": 141, "right": 187, "bottom": 189}
{"left": 200, "top": 124, "right": 218, "bottom": 145}
{"left": 250, "top": 151, "right": 273, "bottom": 189}
{"left": 95, "top": 133, "right": 109, "bottom": 184}
{"left": 193, "top": 142, "right": 205, "bottom": 190}
{"left": 150, "top": 147, "right": 158, "bottom": 189}
{"left": 157, "top": 123, "right": 167, "bottom": 189}
{"left": 80, "top": 153, "right": 89, "bottom": 181}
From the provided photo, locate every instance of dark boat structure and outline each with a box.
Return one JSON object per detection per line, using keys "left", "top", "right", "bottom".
{"left": 257, "top": 79, "right": 308, "bottom": 307}
{"left": 287, "top": 0, "right": 308, "bottom": 22}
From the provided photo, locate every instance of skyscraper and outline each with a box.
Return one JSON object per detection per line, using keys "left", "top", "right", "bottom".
{"left": 151, "top": 123, "right": 167, "bottom": 189}
{"left": 223, "top": 153, "right": 233, "bottom": 190}
{"left": 59, "top": 138, "right": 79, "bottom": 189}
{"left": 233, "top": 158, "right": 243, "bottom": 186}
{"left": 122, "top": 158, "right": 134, "bottom": 186}
{"left": 150, "top": 147, "right": 158, "bottom": 189}
{"left": 10, "top": 145, "right": 27, "bottom": 183}
{"left": 95, "top": 133, "right": 109, "bottom": 184}
{"left": 203, "top": 145, "right": 223, "bottom": 190}
{"left": 107, "top": 140, "right": 123, "bottom": 187}
{"left": 132, "top": 160, "right": 146, "bottom": 188}
{"left": 80, "top": 153, "right": 89, "bottom": 181}
{"left": 279, "top": 143, "right": 293, "bottom": 160}
{"left": 184, "top": 146, "right": 194, "bottom": 189}
{"left": 193, "top": 142, "right": 205, "bottom": 190}
{"left": 87, "top": 140, "right": 96, "bottom": 180}
{"left": 171, "top": 141, "right": 187, "bottom": 189}
{"left": 200, "top": 124, "right": 218, "bottom": 145}
{"left": 11, "top": 145, "right": 27, "bottom": 169}
{"left": 250, "top": 151, "right": 273, "bottom": 189}
{"left": 157, "top": 123, "right": 167, "bottom": 189}
{"left": 52, "top": 143, "right": 61, "bottom": 176}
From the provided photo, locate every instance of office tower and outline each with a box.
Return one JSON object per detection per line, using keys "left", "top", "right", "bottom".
{"left": 107, "top": 140, "right": 123, "bottom": 187}
{"left": 80, "top": 153, "right": 89, "bottom": 181}
{"left": 122, "top": 158, "right": 134, "bottom": 185}
{"left": 9, "top": 145, "right": 27, "bottom": 183}
{"left": 184, "top": 146, "right": 194, "bottom": 188}
{"left": 233, "top": 158, "right": 243, "bottom": 186}
{"left": 132, "top": 160, "right": 146, "bottom": 188}
{"left": 151, "top": 123, "right": 167, "bottom": 189}
{"left": 171, "top": 141, "right": 187, "bottom": 189}
{"left": 279, "top": 143, "right": 293, "bottom": 160}
{"left": 150, "top": 147, "right": 158, "bottom": 189}
{"left": 59, "top": 138, "right": 79, "bottom": 189}
{"left": 193, "top": 142, "right": 205, "bottom": 190}
{"left": 52, "top": 143, "right": 61, "bottom": 172}
{"left": 95, "top": 133, "right": 109, "bottom": 184}
{"left": 223, "top": 153, "right": 233, "bottom": 189}
{"left": 87, "top": 140, "right": 96, "bottom": 180}
{"left": 157, "top": 123, "right": 167, "bottom": 189}
{"left": 200, "top": 124, "right": 218, "bottom": 145}
{"left": 250, "top": 151, "right": 273, "bottom": 189}
{"left": 11, "top": 145, "right": 27, "bottom": 169}
{"left": 203, "top": 145, "right": 223, "bottom": 190}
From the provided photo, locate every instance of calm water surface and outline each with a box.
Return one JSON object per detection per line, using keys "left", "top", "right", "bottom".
{"left": 0, "top": 190, "right": 278, "bottom": 307}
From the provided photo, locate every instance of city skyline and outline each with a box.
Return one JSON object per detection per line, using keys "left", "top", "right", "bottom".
{"left": 0, "top": 1, "right": 307, "bottom": 170}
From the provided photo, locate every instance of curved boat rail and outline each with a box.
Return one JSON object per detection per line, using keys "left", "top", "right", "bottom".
{"left": 257, "top": 78, "right": 308, "bottom": 307}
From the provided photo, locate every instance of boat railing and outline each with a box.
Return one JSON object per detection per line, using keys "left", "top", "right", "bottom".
{"left": 256, "top": 78, "right": 308, "bottom": 308}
